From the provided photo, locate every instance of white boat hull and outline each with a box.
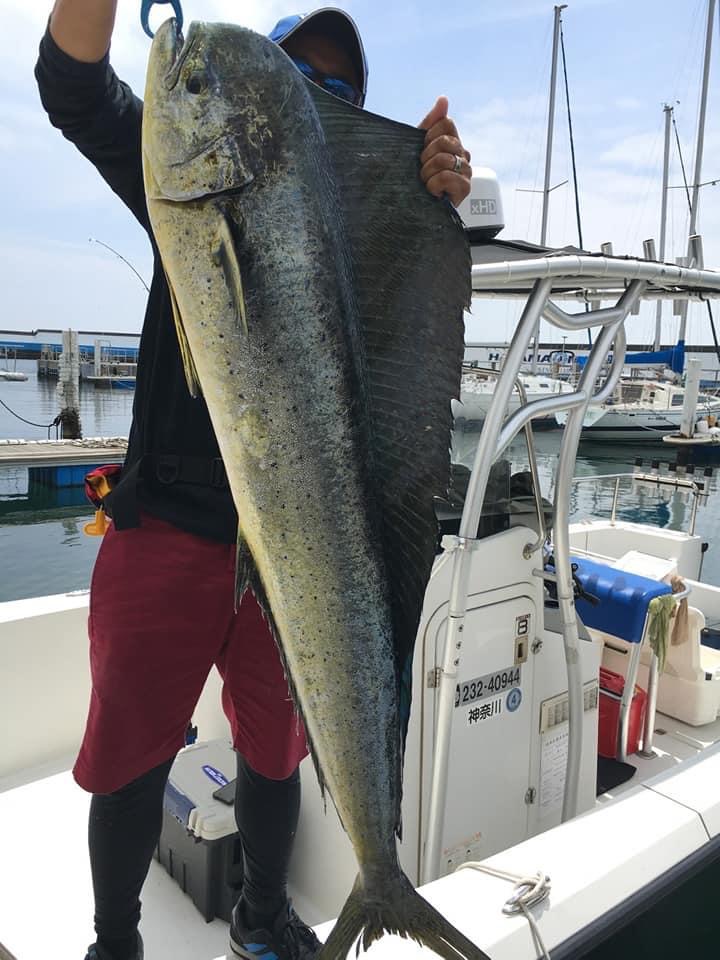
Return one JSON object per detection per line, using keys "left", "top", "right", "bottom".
{"left": 580, "top": 408, "right": 708, "bottom": 440}
{"left": 570, "top": 382, "right": 720, "bottom": 441}
{"left": 453, "top": 372, "right": 572, "bottom": 424}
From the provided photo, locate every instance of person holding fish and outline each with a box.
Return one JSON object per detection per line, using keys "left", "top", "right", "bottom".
{"left": 36, "top": 4, "right": 474, "bottom": 960}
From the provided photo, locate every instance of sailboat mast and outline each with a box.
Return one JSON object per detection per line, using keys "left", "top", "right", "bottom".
{"left": 540, "top": 4, "right": 567, "bottom": 245}
{"left": 532, "top": 3, "right": 567, "bottom": 373}
{"left": 680, "top": 0, "right": 716, "bottom": 343}
{"left": 689, "top": 0, "right": 716, "bottom": 239}
{"left": 654, "top": 103, "right": 673, "bottom": 351}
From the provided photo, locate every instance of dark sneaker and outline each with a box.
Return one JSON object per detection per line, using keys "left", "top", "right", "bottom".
{"left": 84, "top": 932, "right": 144, "bottom": 960}
{"left": 229, "top": 898, "right": 322, "bottom": 960}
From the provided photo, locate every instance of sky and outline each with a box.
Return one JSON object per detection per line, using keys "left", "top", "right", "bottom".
{"left": 2, "top": 0, "right": 719, "bottom": 347}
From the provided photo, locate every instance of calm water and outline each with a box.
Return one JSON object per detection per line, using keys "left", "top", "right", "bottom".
{"left": 0, "top": 359, "right": 133, "bottom": 600}
{"left": 2, "top": 358, "right": 720, "bottom": 602}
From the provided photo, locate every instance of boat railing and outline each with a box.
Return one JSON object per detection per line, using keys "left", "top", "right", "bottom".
{"left": 571, "top": 470, "right": 709, "bottom": 536}
{"left": 0, "top": 346, "right": 18, "bottom": 372}
{"left": 456, "top": 366, "right": 548, "bottom": 555}
{"left": 460, "top": 362, "right": 500, "bottom": 379}
{"left": 422, "top": 249, "right": 720, "bottom": 883}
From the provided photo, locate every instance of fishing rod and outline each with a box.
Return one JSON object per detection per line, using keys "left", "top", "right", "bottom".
{"left": 89, "top": 238, "right": 150, "bottom": 294}
{"left": 141, "top": 0, "right": 184, "bottom": 39}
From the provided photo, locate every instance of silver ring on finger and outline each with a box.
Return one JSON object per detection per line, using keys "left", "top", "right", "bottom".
{"left": 453, "top": 154, "right": 463, "bottom": 173}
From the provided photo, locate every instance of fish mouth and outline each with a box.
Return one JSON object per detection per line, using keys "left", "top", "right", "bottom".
{"left": 163, "top": 20, "right": 200, "bottom": 90}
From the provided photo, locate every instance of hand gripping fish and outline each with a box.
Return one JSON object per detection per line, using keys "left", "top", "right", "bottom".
{"left": 142, "top": 19, "right": 486, "bottom": 960}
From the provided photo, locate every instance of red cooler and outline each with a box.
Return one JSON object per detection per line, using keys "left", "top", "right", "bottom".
{"left": 598, "top": 666, "right": 647, "bottom": 759}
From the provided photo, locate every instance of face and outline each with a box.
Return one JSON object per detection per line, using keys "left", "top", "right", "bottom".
{"left": 143, "top": 21, "right": 320, "bottom": 202}
{"left": 281, "top": 32, "right": 360, "bottom": 95}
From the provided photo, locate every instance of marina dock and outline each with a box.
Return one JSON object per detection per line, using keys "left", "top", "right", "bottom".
{"left": 0, "top": 437, "right": 127, "bottom": 470}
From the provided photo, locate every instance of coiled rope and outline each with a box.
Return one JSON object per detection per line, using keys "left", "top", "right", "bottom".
{"left": 457, "top": 861, "right": 553, "bottom": 959}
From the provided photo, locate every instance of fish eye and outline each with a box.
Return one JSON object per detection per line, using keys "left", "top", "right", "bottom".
{"left": 185, "top": 75, "right": 205, "bottom": 94}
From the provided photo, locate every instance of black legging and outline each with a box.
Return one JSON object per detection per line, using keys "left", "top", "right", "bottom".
{"left": 89, "top": 753, "right": 300, "bottom": 960}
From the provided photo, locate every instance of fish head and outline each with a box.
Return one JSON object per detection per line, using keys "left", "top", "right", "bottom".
{"left": 143, "top": 19, "right": 309, "bottom": 203}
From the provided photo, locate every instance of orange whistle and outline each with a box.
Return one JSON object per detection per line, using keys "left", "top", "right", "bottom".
{"left": 84, "top": 508, "right": 111, "bottom": 537}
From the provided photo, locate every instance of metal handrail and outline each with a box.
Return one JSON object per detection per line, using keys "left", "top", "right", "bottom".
{"left": 515, "top": 374, "right": 548, "bottom": 557}
{"left": 492, "top": 325, "right": 628, "bottom": 459}
{"left": 421, "top": 274, "right": 644, "bottom": 883}
{"left": 471, "top": 253, "right": 720, "bottom": 293}
{"left": 422, "top": 278, "right": 553, "bottom": 885}
{"left": 457, "top": 366, "right": 547, "bottom": 554}
{"left": 640, "top": 582, "right": 692, "bottom": 758}
{"left": 551, "top": 281, "right": 645, "bottom": 820}
{"left": 422, "top": 253, "right": 720, "bottom": 883}
{"left": 469, "top": 288, "right": 720, "bottom": 301}
{"left": 571, "top": 471, "right": 707, "bottom": 536}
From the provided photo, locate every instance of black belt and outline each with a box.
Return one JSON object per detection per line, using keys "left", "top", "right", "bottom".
{"left": 152, "top": 454, "right": 228, "bottom": 489}
{"left": 105, "top": 454, "right": 229, "bottom": 531}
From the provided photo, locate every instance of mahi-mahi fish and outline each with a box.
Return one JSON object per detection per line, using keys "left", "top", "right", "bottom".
{"left": 142, "top": 19, "right": 487, "bottom": 960}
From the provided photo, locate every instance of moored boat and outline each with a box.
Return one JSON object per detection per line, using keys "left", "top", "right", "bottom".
{"left": 453, "top": 367, "right": 572, "bottom": 428}
{"left": 559, "top": 378, "right": 720, "bottom": 441}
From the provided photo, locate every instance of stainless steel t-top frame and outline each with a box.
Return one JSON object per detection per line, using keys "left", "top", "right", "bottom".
{"left": 421, "top": 250, "right": 720, "bottom": 884}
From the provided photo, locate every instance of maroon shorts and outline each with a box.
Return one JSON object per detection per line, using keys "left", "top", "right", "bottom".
{"left": 73, "top": 513, "right": 308, "bottom": 794}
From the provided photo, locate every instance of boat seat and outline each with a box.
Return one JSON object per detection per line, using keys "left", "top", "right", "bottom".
{"left": 572, "top": 557, "right": 672, "bottom": 645}
{"left": 571, "top": 556, "right": 672, "bottom": 762}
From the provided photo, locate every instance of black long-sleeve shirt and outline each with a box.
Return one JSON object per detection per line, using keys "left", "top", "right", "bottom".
{"left": 35, "top": 27, "right": 237, "bottom": 543}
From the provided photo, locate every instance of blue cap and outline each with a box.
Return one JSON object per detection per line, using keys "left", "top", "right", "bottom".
{"left": 269, "top": 8, "right": 368, "bottom": 106}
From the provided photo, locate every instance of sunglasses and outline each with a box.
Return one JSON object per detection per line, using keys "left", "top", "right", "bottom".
{"left": 292, "top": 58, "right": 362, "bottom": 106}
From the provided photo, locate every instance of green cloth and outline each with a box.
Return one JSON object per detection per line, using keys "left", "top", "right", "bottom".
{"left": 647, "top": 594, "right": 675, "bottom": 673}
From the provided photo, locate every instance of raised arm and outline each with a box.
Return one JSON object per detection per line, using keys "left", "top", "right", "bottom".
{"left": 49, "top": 0, "right": 118, "bottom": 63}
{"left": 36, "top": 1, "right": 150, "bottom": 229}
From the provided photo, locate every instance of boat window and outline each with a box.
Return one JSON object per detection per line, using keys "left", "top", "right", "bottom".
{"left": 671, "top": 394, "right": 684, "bottom": 406}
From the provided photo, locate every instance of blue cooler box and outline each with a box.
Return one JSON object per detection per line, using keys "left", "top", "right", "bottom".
{"left": 155, "top": 739, "right": 242, "bottom": 922}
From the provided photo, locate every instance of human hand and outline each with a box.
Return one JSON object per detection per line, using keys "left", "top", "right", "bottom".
{"left": 418, "top": 96, "right": 472, "bottom": 207}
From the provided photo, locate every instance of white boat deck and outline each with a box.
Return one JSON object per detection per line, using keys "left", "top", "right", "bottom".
{"left": 0, "top": 756, "right": 233, "bottom": 960}
{"left": 3, "top": 711, "right": 719, "bottom": 960}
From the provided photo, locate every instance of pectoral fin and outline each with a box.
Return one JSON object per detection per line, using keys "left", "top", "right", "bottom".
{"left": 213, "top": 213, "right": 249, "bottom": 337}
{"left": 165, "top": 271, "right": 202, "bottom": 397}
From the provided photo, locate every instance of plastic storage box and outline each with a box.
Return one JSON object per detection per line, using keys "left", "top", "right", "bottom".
{"left": 155, "top": 739, "right": 242, "bottom": 922}
{"left": 598, "top": 666, "right": 647, "bottom": 759}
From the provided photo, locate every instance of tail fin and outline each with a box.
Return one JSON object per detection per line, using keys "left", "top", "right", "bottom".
{"left": 318, "top": 871, "right": 492, "bottom": 960}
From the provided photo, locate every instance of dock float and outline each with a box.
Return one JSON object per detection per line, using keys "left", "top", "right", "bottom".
{"left": 0, "top": 438, "right": 127, "bottom": 486}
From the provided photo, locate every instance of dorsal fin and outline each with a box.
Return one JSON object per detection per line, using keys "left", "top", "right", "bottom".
{"left": 308, "top": 84, "right": 471, "bottom": 757}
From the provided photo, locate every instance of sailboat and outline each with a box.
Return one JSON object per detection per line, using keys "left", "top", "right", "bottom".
{"left": 452, "top": 364, "right": 574, "bottom": 427}
{"left": 558, "top": 375, "right": 720, "bottom": 441}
